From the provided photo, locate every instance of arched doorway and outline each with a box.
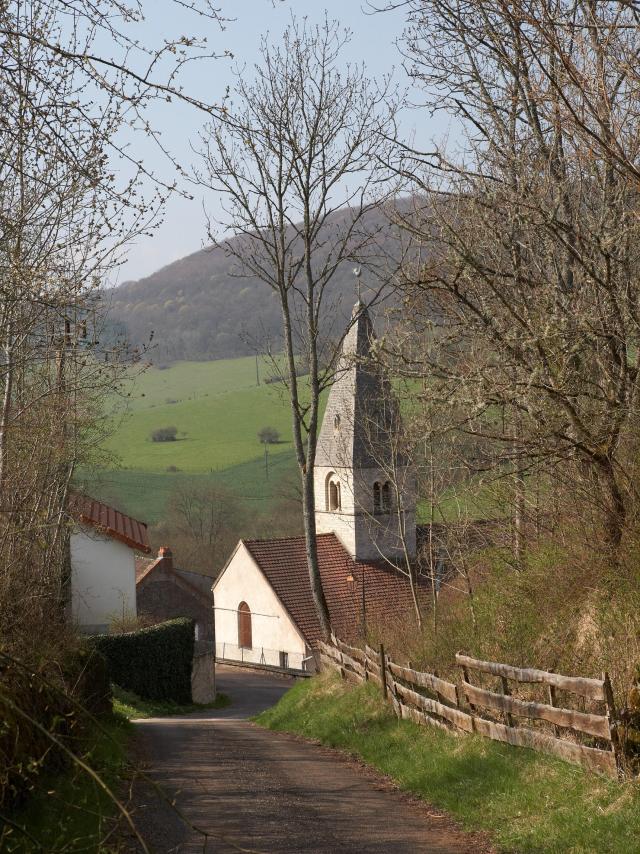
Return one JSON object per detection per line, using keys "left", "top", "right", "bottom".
{"left": 238, "top": 601, "right": 252, "bottom": 649}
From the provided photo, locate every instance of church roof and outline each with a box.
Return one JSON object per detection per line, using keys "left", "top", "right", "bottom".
{"left": 316, "top": 302, "right": 401, "bottom": 470}
{"left": 242, "top": 532, "right": 429, "bottom": 644}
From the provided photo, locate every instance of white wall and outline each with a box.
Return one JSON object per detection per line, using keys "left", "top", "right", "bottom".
{"left": 70, "top": 525, "right": 137, "bottom": 633}
{"left": 213, "top": 542, "right": 309, "bottom": 670}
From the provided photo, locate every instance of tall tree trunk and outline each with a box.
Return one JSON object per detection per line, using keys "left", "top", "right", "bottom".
{"left": 301, "top": 469, "right": 332, "bottom": 639}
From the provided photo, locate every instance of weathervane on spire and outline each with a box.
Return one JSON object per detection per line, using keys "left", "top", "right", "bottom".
{"left": 353, "top": 266, "right": 362, "bottom": 302}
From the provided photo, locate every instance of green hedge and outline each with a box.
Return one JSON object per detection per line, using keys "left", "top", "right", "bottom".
{"left": 90, "top": 618, "right": 194, "bottom": 703}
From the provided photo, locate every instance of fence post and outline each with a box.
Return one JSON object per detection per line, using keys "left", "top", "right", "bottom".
{"left": 379, "top": 643, "right": 388, "bottom": 700}
{"left": 603, "top": 671, "right": 621, "bottom": 773}
{"left": 500, "top": 675, "right": 516, "bottom": 728}
{"left": 547, "top": 672, "right": 561, "bottom": 738}
{"left": 460, "top": 659, "right": 476, "bottom": 714}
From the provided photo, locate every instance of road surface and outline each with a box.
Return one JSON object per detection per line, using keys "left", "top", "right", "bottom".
{"left": 128, "top": 665, "right": 492, "bottom": 853}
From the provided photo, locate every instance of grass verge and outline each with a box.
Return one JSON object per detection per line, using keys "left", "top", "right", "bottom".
{"left": 257, "top": 672, "right": 640, "bottom": 854}
{"left": 112, "top": 684, "right": 230, "bottom": 718}
{"left": 2, "top": 712, "right": 132, "bottom": 853}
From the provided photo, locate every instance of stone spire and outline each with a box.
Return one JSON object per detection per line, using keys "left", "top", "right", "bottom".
{"left": 316, "top": 302, "right": 397, "bottom": 470}
{"left": 314, "top": 302, "right": 416, "bottom": 562}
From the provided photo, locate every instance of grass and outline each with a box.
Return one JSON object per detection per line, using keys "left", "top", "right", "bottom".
{"left": 2, "top": 712, "right": 133, "bottom": 853}
{"left": 257, "top": 672, "right": 640, "bottom": 854}
{"left": 105, "top": 356, "right": 316, "bottom": 474}
{"left": 81, "top": 451, "right": 298, "bottom": 525}
{"left": 84, "top": 355, "right": 319, "bottom": 523}
{"left": 112, "top": 684, "right": 230, "bottom": 719}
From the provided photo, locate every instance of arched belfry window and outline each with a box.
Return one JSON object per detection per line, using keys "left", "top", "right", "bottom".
{"left": 381, "top": 481, "right": 392, "bottom": 512}
{"left": 374, "top": 481, "right": 392, "bottom": 514}
{"left": 325, "top": 472, "right": 341, "bottom": 511}
{"left": 238, "top": 601, "right": 252, "bottom": 649}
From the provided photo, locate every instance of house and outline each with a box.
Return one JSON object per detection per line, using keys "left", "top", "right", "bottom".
{"left": 69, "top": 496, "right": 151, "bottom": 634}
{"left": 213, "top": 301, "right": 427, "bottom": 671}
{"left": 136, "top": 546, "right": 214, "bottom": 643}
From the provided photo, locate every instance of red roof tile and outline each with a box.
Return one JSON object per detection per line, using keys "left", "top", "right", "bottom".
{"left": 243, "top": 533, "right": 428, "bottom": 644}
{"left": 135, "top": 556, "right": 155, "bottom": 581}
{"left": 71, "top": 495, "right": 151, "bottom": 554}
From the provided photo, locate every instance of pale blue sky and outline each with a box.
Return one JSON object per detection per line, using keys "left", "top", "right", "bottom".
{"left": 114, "top": 1, "right": 448, "bottom": 284}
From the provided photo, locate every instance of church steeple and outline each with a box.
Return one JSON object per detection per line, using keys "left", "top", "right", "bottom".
{"left": 314, "top": 302, "right": 416, "bottom": 562}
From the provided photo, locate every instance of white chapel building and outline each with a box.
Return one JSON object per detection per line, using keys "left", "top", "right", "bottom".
{"left": 213, "top": 302, "right": 426, "bottom": 672}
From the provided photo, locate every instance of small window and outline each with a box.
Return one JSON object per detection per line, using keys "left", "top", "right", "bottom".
{"left": 333, "top": 413, "right": 341, "bottom": 432}
{"left": 279, "top": 651, "right": 289, "bottom": 670}
{"left": 325, "top": 472, "right": 341, "bottom": 511}
{"left": 194, "top": 622, "right": 201, "bottom": 641}
{"left": 374, "top": 481, "right": 392, "bottom": 514}
{"left": 381, "top": 481, "right": 392, "bottom": 512}
{"left": 238, "top": 601, "right": 252, "bottom": 649}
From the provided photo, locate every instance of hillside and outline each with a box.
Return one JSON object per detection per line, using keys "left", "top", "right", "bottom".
{"left": 105, "top": 204, "right": 406, "bottom": 362}
{"left": 84, "top": 356, "right": 322, "bottom": 527}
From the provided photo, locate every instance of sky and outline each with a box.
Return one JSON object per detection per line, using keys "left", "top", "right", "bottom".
{"left": 112, "top": 1, "right": 448, "bottom": 285}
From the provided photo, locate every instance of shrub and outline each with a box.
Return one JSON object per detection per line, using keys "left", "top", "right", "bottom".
{"left": 67, "top": 644, "right": 112, "bottom": 717}
{"left": 90, "top": 618, "right": 194, "bottom": 703}
{"left": 151, "top": 425, "right": 177, "bottom": 442}
{"left": 258, "top": 425, "right": 280, "bottom": 444}
{"left": 0, "top": 642, "right": 112, "bottom": 811}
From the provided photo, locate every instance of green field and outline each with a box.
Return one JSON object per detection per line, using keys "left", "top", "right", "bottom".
{"left": 104, "top": 357, "right": 297, "bottom": 473}
{"left": 86, "top": 357, "right": 316, "bottom": 525}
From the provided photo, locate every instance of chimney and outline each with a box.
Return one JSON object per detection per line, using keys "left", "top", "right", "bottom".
{"left": 157, "top": 545, "right": 174, "bottom": 572}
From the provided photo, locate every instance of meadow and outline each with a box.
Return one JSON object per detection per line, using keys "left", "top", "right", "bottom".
{"left": 88, "top": 357, "right": 312, "bottom": 525}
{"left": 89, "top": 355, "right": 504, "bottom": 527}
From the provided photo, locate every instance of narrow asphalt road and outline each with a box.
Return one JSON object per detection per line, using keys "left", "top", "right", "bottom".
{"left": 127, "top": 665, "right": 491, "bottom": 854}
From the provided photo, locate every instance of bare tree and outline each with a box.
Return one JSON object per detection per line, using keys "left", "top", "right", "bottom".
{"left": 383, "top": 0, "right": 640, "bottom": 561}
{"left": 152, "top": 482, "right": 252, "bottom": 576}
{"left": 0, "top": 0, "right": 228, "bottom": 652}
{"left": 196, "top": 16, "right": 398, "bottom": 637}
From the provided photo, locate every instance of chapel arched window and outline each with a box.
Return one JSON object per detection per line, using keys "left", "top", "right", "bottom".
{"left": 238, "top": 601, "right": 252, "bottom": 649}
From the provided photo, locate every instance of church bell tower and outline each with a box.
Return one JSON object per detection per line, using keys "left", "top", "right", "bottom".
{"left": 314, "top": 301, "right": 416, "bottom": 562}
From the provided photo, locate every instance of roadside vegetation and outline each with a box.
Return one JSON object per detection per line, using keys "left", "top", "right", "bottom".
{"left": 3, "top": 713, "right": 132, "bottom": 853}
{"left": 112, "top": 685, "right": 230, "bottom": 719}
{"left": 259, "top": 673, "right": 640, "bottom": 854}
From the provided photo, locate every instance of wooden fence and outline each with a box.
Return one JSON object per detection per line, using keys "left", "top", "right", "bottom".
{"left": 317, "top": 636, "right": 619, "bottom": 778}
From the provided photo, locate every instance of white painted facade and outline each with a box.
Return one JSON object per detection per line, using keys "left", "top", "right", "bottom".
{"left": 70, "top": 524, "right": 137, "bottom": 633}
{"left": 212, "top": 542, "right": 310, "bottom": 671}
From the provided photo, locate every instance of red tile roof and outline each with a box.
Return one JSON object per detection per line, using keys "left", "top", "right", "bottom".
{"left": 135, "top": 556, "right": 155, "bottom": 582}
{"left": 242, "top": 533, "right": 428, "bottom": 644}
{"left": 71, "top": 495, "right": 151, "bottom": 554}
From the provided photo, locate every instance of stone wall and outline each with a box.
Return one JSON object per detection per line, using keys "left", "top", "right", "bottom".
{"left": 191, "top": 651, "right": 216, "bottom": 703}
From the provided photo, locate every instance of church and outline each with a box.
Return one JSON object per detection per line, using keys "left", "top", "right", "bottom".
{"left": 212, "top": 302, "right": 427, "bottom": 673}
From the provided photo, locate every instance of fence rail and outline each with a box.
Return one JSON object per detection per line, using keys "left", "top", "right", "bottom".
{"left": 318, "top": 635, "right": 619, "bottom": 778}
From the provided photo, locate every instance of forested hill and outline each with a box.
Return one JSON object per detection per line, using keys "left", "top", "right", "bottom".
{"left": 105, "top": 204, "right": 408, "bottom": 362}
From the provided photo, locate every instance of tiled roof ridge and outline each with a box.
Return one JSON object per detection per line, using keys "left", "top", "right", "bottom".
{"left": 70, "top": 493, "right": 150, "bottom": 554}
{"left": 243, "top": 532, "right": 337, "bottom": 547}
{"left": 136, "top": 554, "right": 212, "bottom": 604}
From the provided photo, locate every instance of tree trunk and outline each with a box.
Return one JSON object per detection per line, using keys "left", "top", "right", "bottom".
{"left": 301, "top": 468, "right": 332, "bottom": 639}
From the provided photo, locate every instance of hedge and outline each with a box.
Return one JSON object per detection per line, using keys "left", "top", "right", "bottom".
{"left": 90, "top": 618, "right": 194, "bottom": 703}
